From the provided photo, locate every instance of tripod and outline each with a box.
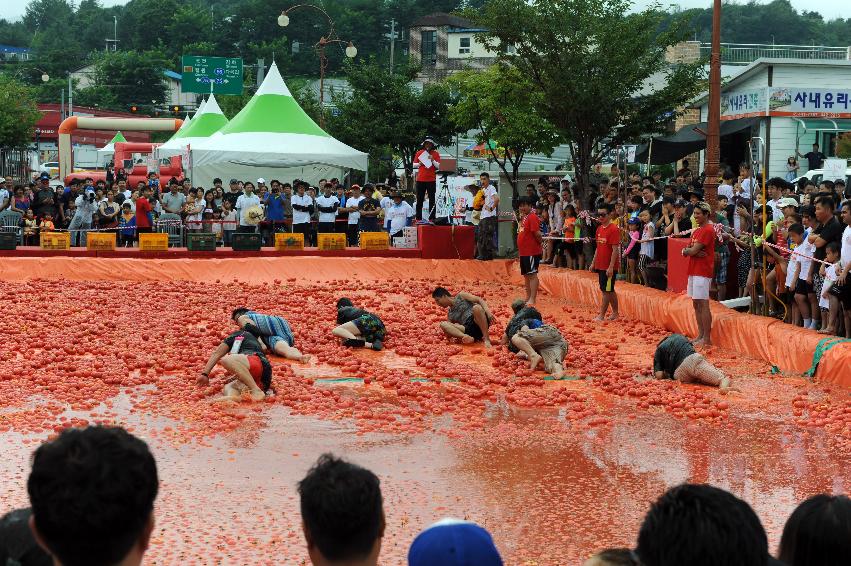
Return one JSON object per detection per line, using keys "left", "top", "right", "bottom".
{"left": 432, "top": 173, "right": 454, "bottom": 226}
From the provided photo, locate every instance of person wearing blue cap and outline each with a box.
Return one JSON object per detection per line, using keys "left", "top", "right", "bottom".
{"left": 408, "top": 518, "right": 503, "bottom": 566}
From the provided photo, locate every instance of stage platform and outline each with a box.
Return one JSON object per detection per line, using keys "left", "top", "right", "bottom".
{"left": 0, "top": 246, "right": 423, "bottom": 260}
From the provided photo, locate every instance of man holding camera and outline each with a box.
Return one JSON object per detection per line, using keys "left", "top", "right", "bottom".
{"left": 69, "top": 189, "right": 97, "bottom": 247}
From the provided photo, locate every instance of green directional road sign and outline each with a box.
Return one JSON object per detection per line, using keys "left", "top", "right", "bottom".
{"left": 181, "top": 55, "right": 243, "bottom": 95}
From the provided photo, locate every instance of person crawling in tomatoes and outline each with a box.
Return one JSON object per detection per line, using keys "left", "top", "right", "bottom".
{"left": 651, "top": 333, "right": 736, "bottom": 392}
{"left": 197, "top": 324, "right": 272, "bottom": 402}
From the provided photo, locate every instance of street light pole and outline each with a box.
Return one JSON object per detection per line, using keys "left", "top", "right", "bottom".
{"left": 704, "top": 0, "right": 722, "bottom": 206}
{"left": 278, "top": 4, "right": 356, "bottom": 130}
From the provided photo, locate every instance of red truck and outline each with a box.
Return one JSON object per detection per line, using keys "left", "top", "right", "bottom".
{"left": 64, "top": 142, "right": 184, "bottom": 187}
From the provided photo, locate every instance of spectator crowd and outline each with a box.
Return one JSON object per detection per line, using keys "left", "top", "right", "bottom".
{"left": 0, "top": 173, "right": 418, "bottom": 248}
{"left": 0, "top": 426, "right": 847, "bottom": 566}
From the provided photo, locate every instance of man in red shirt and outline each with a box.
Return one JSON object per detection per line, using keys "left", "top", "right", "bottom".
{"left": 414, "top": 137, "right": 440, "bottom": 222}
{"left": 682, "top": 201, "right": 716, "bottom": 346}
{"left": 517, "top": 197, "right": 543, "bottom": 305}
{"left": 135, "top": 186, "right": 153, "bottom": 237}
{"left": 589, "top": 203, "right": 621, "bottom": 321}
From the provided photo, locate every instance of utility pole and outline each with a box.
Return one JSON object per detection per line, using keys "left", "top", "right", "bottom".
{"left": 257, "top": 58, "right": 265, "bottom": 87}
{"left": 68, "top": 75, "right": 73, "bottom": 117}
{"left": 389, "top": 19, "right": 396, "bottom": 72}
{"left": 704, "top": 0, "right": 721, "bottom": 206}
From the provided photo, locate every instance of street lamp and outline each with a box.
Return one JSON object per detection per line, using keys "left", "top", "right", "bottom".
{"left": 277, "top": 4, "right": 357, "bottom": 129}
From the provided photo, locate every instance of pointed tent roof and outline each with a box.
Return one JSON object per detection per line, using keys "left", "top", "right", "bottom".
{"left": 159, "top": 95, "right": 228, "bottom": 157}
{"left": 191, "top": 62, "right": 367, "bottom": 171}
{"left": 98, "top": 131, "right": 127, "bottom": 154}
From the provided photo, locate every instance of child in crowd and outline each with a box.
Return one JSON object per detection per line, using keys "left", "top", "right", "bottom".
{"left": 38, "top": 213, "right": 55, "bottom": 234}
{"left": 818, "top": 241, "right": 843, "bottom": 335}
{"left": 210, "top": 210, "right": 223, "bottom": 245}
{"left": 800, "top": 206, "right": 821, "bottom": 329}
{"left": 118, "top": 203, "right": 136, "bottom": 247}
{"left": 21, "top": 209, "right": 38, "bottom": 245}
{"left": 791, "top": 223, "right": 817, "bottom": 330}
{"left": 637, "top": 209, "right": 655, "bottom": 287}
{"left": 622, "top": 216, "right": 641, "bottom": 284}
{"left": 784, "top": 223, "right": 803, "bottom": 326}
{"left": 221, "top": 200, "right": 237, "bottom": 246}
{"left": 558, "top": 204, "right": 579, "bottom": 270}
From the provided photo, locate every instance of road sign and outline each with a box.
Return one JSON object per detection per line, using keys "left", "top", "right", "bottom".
{"left": 181, "top": 56, "right": 243, "bottom": 95}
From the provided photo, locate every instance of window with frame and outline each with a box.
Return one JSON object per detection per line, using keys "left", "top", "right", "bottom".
{"left": 421, "top": 30, "right": 437, "bottom": 65}
{"left": 459, "top": 37, "right": 470, "bottom": 54}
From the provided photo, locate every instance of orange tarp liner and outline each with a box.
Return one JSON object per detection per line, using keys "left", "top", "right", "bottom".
{"left": 538, "top": 270, "right": 851, "bottom": 387}
{"left": 0, "top": 257, "right": 846, "bottom": 386}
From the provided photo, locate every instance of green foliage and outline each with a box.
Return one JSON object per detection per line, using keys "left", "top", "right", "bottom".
{"left": 0, "top": 78, "right": 41, "bottom": 147}
{"left": 327, "top": 58, "right": 455, "bottom": 175}
{"left": 88, "top": 50, "right": 170, "bottom": 109}
{"left": 473, "top": 0, "right": 704, "bottom": 193}
{"left": 836, "top": 133, "right": 851, "bottom": 160}
{"left": 447, "top": 63, "right": 560, "bottom": 196}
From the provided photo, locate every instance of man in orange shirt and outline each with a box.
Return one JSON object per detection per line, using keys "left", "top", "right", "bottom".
{"left": 589, "top": 203, "right": 621, "bottom": 321}
{"left": 414, "top": 137, "right": 440, "bottom": 222}
{"left": 681, "top": 201, "right": 716, "bottom": 346}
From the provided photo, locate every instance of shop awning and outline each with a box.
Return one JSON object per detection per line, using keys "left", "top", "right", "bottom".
{"left": 793, "top": 118, "right": 851, "bottom": 132}
{"left": 634, "top": 117, "right": 761, "bottom": 165}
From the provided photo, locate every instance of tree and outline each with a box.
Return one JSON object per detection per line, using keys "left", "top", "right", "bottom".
{"left": 472, "top": 0, "right": 704, "bottom": 197}
{"left": 328, "top": 58, "right": 455, "bottom": 178}
{"left": 0, "top": 78, "right": 41, "bottom": 148}
{"left": 88, "top": 50, "right": 169, "bottom": 110}
{"left": 447, "top": 63, "right": 561, "bottom": 200}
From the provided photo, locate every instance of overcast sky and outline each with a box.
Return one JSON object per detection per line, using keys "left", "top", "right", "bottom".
{"left": 1, "top": 0, "right": 848, "bottom": 23}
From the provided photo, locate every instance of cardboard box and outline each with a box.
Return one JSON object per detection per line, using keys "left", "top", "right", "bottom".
{"left": 139, "top": 232, "right": 169, "bottom": 251}
{"left": 40, "top": 232, "right": 70, "bottom": 250}
{"left": 275, "top": 232, "right": 304, "bottom": 251}
{"left": 86, "top": 232, "right": 116, "bottom": 251}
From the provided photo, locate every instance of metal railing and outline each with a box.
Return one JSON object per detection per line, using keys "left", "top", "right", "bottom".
{"left": 0, "top": 148, "right": 35, "bottom": 184}
{"left": 700, "top": 43, "right": 849, "bottom": 65}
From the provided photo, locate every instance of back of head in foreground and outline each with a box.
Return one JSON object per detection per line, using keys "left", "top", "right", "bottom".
{"left": 299, "top": 453, "right": 385, "bottom": 566}
{"left": 636, "top": 483, "right": 768, "bottom": 566}
{"left": 27, "top": 426, "right": 159, "bottom": 566}
{"left": 778, "top": 493, "right": 851, "bottom": 566}
{"left": 408, "top": 518, "right": 503, "bottom": 566}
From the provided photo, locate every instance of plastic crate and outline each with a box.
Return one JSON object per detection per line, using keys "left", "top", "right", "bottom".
{"left": 139, "top": 233, "right": 169, "bottom": 251}
{"left": 0, "top": 232, "right": 17, "bottom": 250}
{"left": 317, "top": 232, "right": 347, "bottom": 250}
{"left": 86, "top": 232, "right": 116, "bottom": 251}
{"left": 359, "top": 231, "right": 389, "bottom": 250}
{"left": 187, "top": 232, "right": 217, "bottom": 252}
{"left": 231, "top": 232, "right": 262, "bottom": 251}
{"left": 40, "top": 232, "right": 70, "bottom": 250}
{"left": 275, "top": 232, "right": 304, "bottom": 251}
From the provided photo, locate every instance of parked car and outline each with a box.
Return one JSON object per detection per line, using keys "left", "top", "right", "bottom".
{"left": 39, "top": 162, "right": 59, "bottom": 178}
{"left": 793, "top": 168, "right": 851, "bottom": 188}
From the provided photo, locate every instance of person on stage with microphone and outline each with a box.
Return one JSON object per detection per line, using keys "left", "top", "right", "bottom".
{"left": 415, "top": 137, "right": 440, "bottom": 222}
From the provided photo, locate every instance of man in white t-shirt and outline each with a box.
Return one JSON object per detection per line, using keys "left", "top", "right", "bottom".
{"left": 315, "top": 183, "right": 339, "bottom": 234}
{"left": 342, "top": 185, "right": 364, "bottom": 246}
{"left": 379, "top": 186, "right": 393, "bottom": 231}
{"left": 291, "top": 181, "right": 315, "bottom": 245}
{"left": 476, "top": 172, "right": 499, "bottom": 260}
{"left": 235, "top": 181, "right": 262, "bottom": 233}
{"left": 385, "top": 191, "right": 414, "bottom": 237}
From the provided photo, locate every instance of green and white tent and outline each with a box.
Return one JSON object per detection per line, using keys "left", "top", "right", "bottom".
{"left": 158, "top": 95, "right": 227, "bottom": 157}
{"left": 191, "top": 62, "right": 367, "bottom": 172}
{"left": 97, "top": 131, "right": 127, "bottom": 155}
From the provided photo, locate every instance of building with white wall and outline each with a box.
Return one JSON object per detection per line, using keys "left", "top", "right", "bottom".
{"left": 693, "top": 59, "right": 851, "bottom": 177}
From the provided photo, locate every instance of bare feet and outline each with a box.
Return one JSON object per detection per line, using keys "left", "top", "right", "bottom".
{"left": 250, "top": 390, "right": 266, "bottom": 402}
{"left": 298, "top": 354, "right": 313, "bottom": 364}
{"left": 818, "top": 327, "right": 835, "bottom": 335}
{"left": 483, "top": 339, "right": 493, "bottom": 349}
{"left": 593, "top": 315, "right": 604, "bottom": 321}
{"left": 211, "top": 395, "right": 239, "bottom": 404}
{"left": 461, "top": 335, "right": 475, "bottom": 344}
{"left": 528, "top": 353, "right": 542, "bottom": 371}
{"left": 607, "top": 313, "right": 619, "bottom": 321}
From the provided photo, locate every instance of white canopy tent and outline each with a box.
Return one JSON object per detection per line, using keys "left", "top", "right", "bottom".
{"left": 158, "top": 94, "right": 228, "bottom": 158}
{"left": 190, "top": 62, "right": 367, "bottom": 184}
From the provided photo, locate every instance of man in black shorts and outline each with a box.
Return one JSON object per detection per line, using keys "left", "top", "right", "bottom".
{"left": 517, "top": 196, "right": 543, "bottom": 305}
{"left": 432, "top": 287, "right": 495, "bottom": 348}
{"left": 197, "top": 325, "right": 272, "bottom": 402}
{"left": 332, "top": 298, "right": 386, "bottom": 350}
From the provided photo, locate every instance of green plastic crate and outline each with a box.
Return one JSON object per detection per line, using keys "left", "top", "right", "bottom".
{"left": 187, "top": 232, "right": 217, "bottom": 251}
{"left": 0, "top": 232, "right": 17, "bottom": 250}
{"left": 231, "top": 232, "right": 262, "bottom": 251}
